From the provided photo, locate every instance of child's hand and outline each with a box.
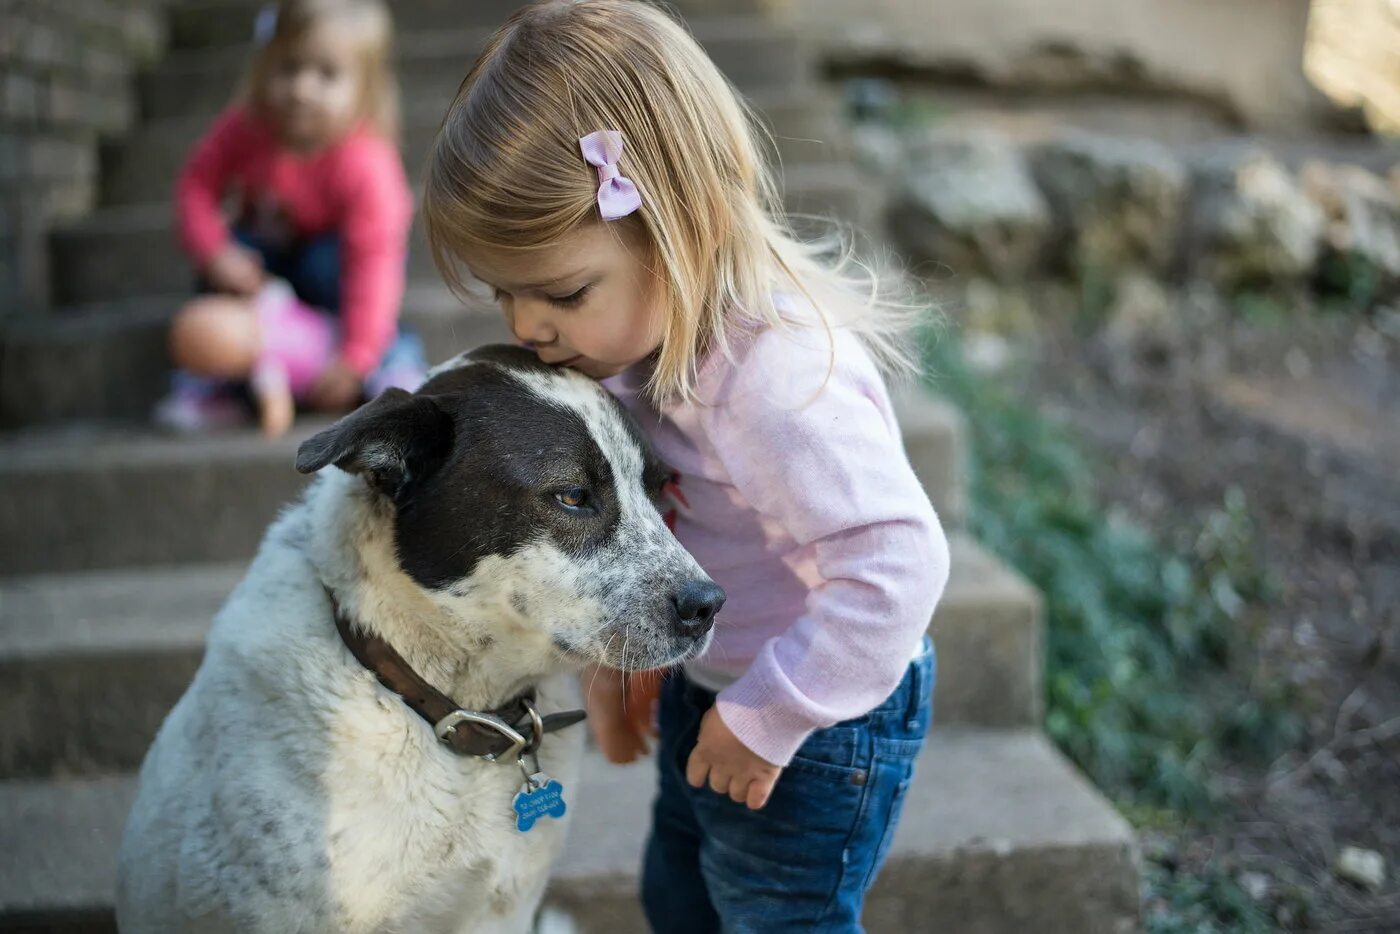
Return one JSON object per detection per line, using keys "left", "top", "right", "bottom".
{"left": 687, "top": 706, "right": 782, "bottom": 810}
{"left": 308, "top": 359, "right": 362, "bottom": 412}
{"left": 582, "top": 665, "right": 653, "bottom": 764}
{"left": 205, "top": 243, "right": 265, "bottom": 295}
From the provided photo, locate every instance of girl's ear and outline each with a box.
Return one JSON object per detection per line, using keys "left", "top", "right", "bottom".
{"left": 295, "top": 388, "right": 454, "bottom": 500}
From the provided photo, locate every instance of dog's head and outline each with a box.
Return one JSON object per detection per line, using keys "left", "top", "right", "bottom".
{"left": 296, "top": 345, "right": 720, "bottom": 672}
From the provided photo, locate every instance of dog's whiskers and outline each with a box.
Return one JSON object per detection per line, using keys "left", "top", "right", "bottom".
{"left": 585, "top": 631, "right": 620, "bottom": 703}
{"left": 620, "top": 622, "right": 635, "bottom": 714}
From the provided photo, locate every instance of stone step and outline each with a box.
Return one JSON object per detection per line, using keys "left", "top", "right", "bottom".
{"left": 0, "top": 532, "right": 1034, "bottom": 779}
{"left": 102, "top": 89, "right": 847, "bottom": 206}
{"left": 0, "top": 386, "right": 963, "bottom": 575}
{"left": 0, "top": 285, "right": 509, "bottom": 429}
{"left": 167, "top": 0, "right": 782, "bottom": 51}
{"left": 49, "top": 162, "right": 868, "bottom": 306}
{"left": 139, "top": 19, "right": 809, "bottom": 122}
{"left": 169, "top": 0, "right": 527, "bottom": 48}
{"left": 0, "top": 730, "right": 1138, "bottom": 933}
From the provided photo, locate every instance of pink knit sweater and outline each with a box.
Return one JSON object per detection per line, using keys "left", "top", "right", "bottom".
{"left": 604, "top": 321, "right": 951, "bottom": 766}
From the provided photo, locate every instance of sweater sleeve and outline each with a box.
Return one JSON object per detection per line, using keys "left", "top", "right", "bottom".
{"left": 175, "top": 107, "right": 249, "bottom": 267}
{"left": 702, "top": 329, "right": 951, "bottom": 766}
{"left": 333, "top": 137, "right": 413, "bottom": 376}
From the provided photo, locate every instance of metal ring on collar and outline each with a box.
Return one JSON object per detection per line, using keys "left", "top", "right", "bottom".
{"left": 433, "top": 709, "right": 527, "bottom": 762}
{"left": 520, "top": 698, "right": 545, "bottom": 757}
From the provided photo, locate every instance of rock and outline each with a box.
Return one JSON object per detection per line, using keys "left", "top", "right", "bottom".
{"left": 844, "top": 77, "right": 899, "bottom": 122}
{"left": 962, "top": 333, "right": 1015, "bottom": 374}
{"left": 1238, "top": 870, "right": 1272, "bottom": 901}
{"left": 797, "top": 0, "right": 1322, "bottom": 131}
{"left": 962, "top": 276, "right": 1039, "bottom": 337}
{"left": 1301, "top": 161, "right": 1400, "bottom": 301}
{"left": 1332, "top": 845, "right": 1387, "bottom": 892}
{"left": 1305, "top": 0, "right": 1400, "bottom": 134}
{"left": 1186, "top": 148, "right": 1323, "bottom": 285}
{"left": 849, "top": 123, "right": 903, "bottom": 179}
{"left": 888, "top": 130, "right": 1051, "bottom": 281}
{"left": 1030, "top": 133, "right": 1189, "bottom": 276}
{"left": 1102, "top": 272, "right": 1180, "bottom": 365}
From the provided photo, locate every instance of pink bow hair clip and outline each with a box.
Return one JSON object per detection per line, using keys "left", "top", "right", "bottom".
{"left": 579, "top": 130, "right": 642, "bottom": 220}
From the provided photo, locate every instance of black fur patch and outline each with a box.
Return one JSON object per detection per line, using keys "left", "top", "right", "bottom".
{"left": 300, "top": 345, "right": 674, "bottom": 592}
{"left": 397, "top": 361, "right": 624, "bottom": 589}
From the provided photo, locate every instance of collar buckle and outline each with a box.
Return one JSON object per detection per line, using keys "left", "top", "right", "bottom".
{"left": 433, "top": 709, "right": 527, "bottom": 762}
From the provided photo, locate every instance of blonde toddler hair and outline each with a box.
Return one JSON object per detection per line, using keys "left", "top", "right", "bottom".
{"left": 425, "top": 0, "right": 921, "bottom": 406}
{"left": 241, "top": 0, "right": 400, "bottom": 142}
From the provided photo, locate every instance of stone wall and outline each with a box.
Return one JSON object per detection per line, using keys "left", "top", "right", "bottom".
{"left": 0, "top": 0, "right": 166, "bottom": 314}
{"left": 791, "top": 0, "right": 1334, "bottom": 131}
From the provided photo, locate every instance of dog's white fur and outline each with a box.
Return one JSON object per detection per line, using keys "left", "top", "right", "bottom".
{"left": 116, "top": 356, "right": 712, "bottom": 932}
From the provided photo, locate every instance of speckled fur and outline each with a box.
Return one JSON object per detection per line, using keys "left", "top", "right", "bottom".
{"left": 116, "top": 352, "right": 713, "bottom": 933}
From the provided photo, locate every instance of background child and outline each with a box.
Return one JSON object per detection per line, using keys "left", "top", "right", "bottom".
{"left": 157, "top": 0, "right": 423, "bottom": 437}
{"left": 424, "top": 1, "right": 950, "bottom": 929}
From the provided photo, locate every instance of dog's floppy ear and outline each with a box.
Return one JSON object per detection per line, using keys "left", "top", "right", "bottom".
{"left": 295, "top": 388, "right": 454, "bottom": 500}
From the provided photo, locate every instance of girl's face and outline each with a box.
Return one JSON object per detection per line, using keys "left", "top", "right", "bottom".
{"left": 466, "top": 224, "right": 667, "bottom": 381}
{"left": 264, "top": 21, "right": 362, "bottom": 151}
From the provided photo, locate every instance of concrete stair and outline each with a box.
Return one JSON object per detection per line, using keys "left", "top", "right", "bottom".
{"left": 48, "top": 159, "right": 865, "bottom": 306}
{"left": 0, "top": 0, "right": 1140, "bottom": 930}
{"left": 140, "top": 20, "right": 806, "bottom": 122}
{"left": 0, "top": 391, "right": 964, "bottom": 574}
{"left": 101, "top": 90, "right": 848, "bottom": 207}
{"left": 162, "top": 0, "right": 787, "bottom": 50}
{"left": 3, "top": 11, "right": 856, "bottom": 419}
{"left": 0, "top": 285, "right": 505, "bottom": 428}
{"left": 0, "top": 735, "right": 1138, "bottom": 934}
{"left": 0, "top": 533, "right": 1037, "bottom": 779}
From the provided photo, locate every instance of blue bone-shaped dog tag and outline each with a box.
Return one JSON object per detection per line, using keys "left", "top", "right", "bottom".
{"left": 514, "top": 779, "right": 567, "bottom": 832}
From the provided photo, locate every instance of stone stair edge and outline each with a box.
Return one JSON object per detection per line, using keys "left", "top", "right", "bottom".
{"left": 101, "top": 85, "right": 844, "bottom": 205}
{"left": 0, "top": 531, "right": 1006, "bottom": 660}
{"left": 0, "top": 381, "right": 959, "bottom": 471}
{"left": 154, "top": 12, "right": 791, "bottom": 68}
{"left": 0, "top": 532, "right": 1030, "bottom": 778}
{"left": 0, "top": 729, "right": 1137, "bottom": 931}
{"left": 121, "top": 82, "right": 836, "bottom": 141}
{"left": 58, "top": 158, "right": 864, "bottom": 238}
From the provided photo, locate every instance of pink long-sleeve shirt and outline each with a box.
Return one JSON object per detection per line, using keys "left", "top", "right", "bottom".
{"left": 605, "top": 320, "right": 951, "bottom": 766}
{"left": 174, "top": 107, "right": 413, "bottom": 376}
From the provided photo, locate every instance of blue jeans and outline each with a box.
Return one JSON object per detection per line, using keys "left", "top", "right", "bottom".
{"left": 642, "top": 637, "right": 935, "bottom": 933}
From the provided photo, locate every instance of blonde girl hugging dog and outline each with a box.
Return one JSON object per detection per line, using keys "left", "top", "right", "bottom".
{"left": 425, "top": 1, "right": 950, "bottom": 928}
{"left": 158, "top": 0, "right": 424, "bottom": 437}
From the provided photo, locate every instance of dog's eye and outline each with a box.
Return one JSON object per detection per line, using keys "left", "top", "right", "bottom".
{"left": 555, "top": 488, "right": 590, "bottom": 511}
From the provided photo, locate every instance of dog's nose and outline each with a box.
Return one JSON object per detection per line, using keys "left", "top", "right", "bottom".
{"left": 672, "top": 581, "right": 725, "bottom": 635}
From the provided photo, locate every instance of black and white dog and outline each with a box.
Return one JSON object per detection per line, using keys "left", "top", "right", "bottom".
{"left": 116, "top": 345, "right": 721, "bottom": 933}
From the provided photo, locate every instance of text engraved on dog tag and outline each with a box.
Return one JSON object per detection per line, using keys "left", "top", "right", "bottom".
{"left": 513, "top": 777, "right": 567, "bottom": 833}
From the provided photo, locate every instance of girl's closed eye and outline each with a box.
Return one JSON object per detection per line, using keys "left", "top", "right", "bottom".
{"left": 549, "top": 284, "right": 592, "bottom": 308}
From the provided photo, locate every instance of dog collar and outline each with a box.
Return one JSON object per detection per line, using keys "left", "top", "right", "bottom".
{"left": 327, "top": 587, "right": 587, "bottom": 761}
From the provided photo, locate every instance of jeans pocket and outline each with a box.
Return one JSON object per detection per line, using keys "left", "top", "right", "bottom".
{"left": 786, "top": 726, "right": 865, "bottom": 783}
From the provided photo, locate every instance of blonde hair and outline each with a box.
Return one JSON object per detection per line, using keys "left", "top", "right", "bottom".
{"left": 425, "top": 0, "right": 922, "bottom": 406}
{"left": 241, "top": 0, "right": 400, "bottom": 142}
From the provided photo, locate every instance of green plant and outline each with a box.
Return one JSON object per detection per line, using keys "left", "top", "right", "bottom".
{"left": 1317, "top": 252, "right": 1383, "bottom": 314}
{"left": 920, "top": 330, "right": 1302, "bottom": 816}
{"left": 1144, "top": 860, "right": 1283, "bottom": 934}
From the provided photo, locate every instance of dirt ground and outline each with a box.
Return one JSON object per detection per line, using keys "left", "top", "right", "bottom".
{"left": 1008, "top": 298, "right": 1400, "bottom": 931}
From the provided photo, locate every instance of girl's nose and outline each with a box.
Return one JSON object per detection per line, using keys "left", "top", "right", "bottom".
{"left": 291, "top": 68, "right": 319, "bottom": 101}
{"left": 509, "top": 301, "right": 557, "bottom": 347}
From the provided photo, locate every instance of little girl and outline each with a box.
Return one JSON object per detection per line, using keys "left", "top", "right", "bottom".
{"left": 157, "top": 0, "right": 424, "bottom": 437}
{"left": 424, "top": 1, "right": 950, "bottom": 929}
